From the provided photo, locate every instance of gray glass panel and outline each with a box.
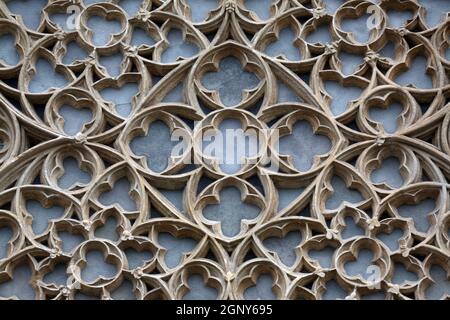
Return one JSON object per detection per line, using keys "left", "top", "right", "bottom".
{"left": 118, "top": 0, "right": 143, "bottom": 17}
{"left": 322, "top": 0, "right": 345, "bottom": 14}
{"left": 309, "top": 246, "right": 335, "bottom": 269}
{"left": 305, "top": 24, "right": 332, "bottom": 44}
{"left": 62, "top": 41, "right": 89, "bottom": 65}
{"left": 278, "top": 120, "right": 331, "bottom": 172}
{"left": 394, "top": 56, "right": 433, "bottom": 89}
{"left": 202, "top": 118, "right": 260, "bottom": 174}
{"left": 277, "top": 81, "right": 301, "bottom": 103}
{"left": 185, "top": 0, "right": 219, "bottom": 23}
{"left": 265, "top": 26, "right": 302, "bottom": 61}
{"left": 368, "top": 102, "right": 403, "bottom": 134}
{"left": 344, "top": 248, "right": 374, "bottom": 280}
{"left": 322, "top": 280, "right": 347, "bottom": 300}
{"left": 243, "top": 274, "right": 276, "bottom": 300}
{"left": 131, "top": 27, "right": 156, "bottom": 47}
{"left": 277, "top": 187, "right": 305, "bottom": 212}
{"left": 262, "top": 231, "right": 301, "bottom": 266}
{"left": 42, "top": 263, "right": 68, "bottom": 286}
{"left": 98, "top": 51, "right": 124, "bottom": 78}
{"left": 324, "top": 81, "right": 363, "bottom": 116}
{"left": 158, "top": 188, "right": 185, "bottom": 213}
{"left": 341, "top": 13, "right": 372, "bottom": 43}
{"left": 94, "top": 216, "right": 120, "bottom": 242}
{"left": 370, "top": 156, "right": 404, "bottom": 188}
{"left": 244, "top": 0, "right": 273, "bottom": 20}
{"left": 28, "top": 58, "right": 68, "bottom": 93}
{"left": 26, "top": 200, "right": 65, "bottom": 235}
{"left": 338, "top": 51, "right": 364, "bottom": 76}
{"left": 391, "top": 263, "right": 418, "bottom": 285}
{"left": 0, "top": 264, "right": 35, "bottom": 299}
{"left": 57, "top": 157, "right": 91, "bottom": 189}
{"left": 202, "top": 56, "right": 259, "bottom": 107}
{"left": 158, "top": 232, "right": 197, "bottom": 268}
{"left": 49, "top": 12, "right": 73, "bottom": 32}
{"left": 418, "top": 0, "right": 450, "bottom": 27}
{"left": 130, "top": 120, "right": 179, "bottom": 173}
{"left": 397, "top": 198, "right": 435, "bottom": 233}
{"left": 183, "top": 274, "right": 218, "bottom": 300}
{"left": 98, "top": 177, "right": 137, "bottom": 211}
{"left": 386, "top": 9, "right": 413, "bottom": 28}
{"left": 59, "top": 104, "right": 93, "bottom": 136}
{"left": 58, "top": 231, "right": 85, "bottom": 254}
{"left": 87, "top": 15, "right": 122, "bottom": 47}
{"left": 124, "top": 248, "right": 153, "bottom": 269}
{"left": 202, "top": 187, "right": 260, "bottom": 237}
{"left": 5, "top": 0, "right": 47, "bottom": 30}
{"left": 80, "top": 250, "right": 118, "bottom": 283}
{"left": 0, "top": 33, "right": 20, "bottom": 66}
{"left": 425, "top": 265, "right": 450, "bottom": 299}
{"left": 0, "top": 226, "right": 13, "bottom": 260}
{"left": 325, "top": 176, "right": 364, "bottom": 210}
{"left": 376, "top": 228, "right": 404, "bottom": 251}
{"left": 341, "top": 216, "right": 365, "bottom": 239}
{"left": 111, "top": 279, "right": 136, "bottom": 300}
{"left": 379, "top": 40, "right": 396, "bottom": 59}
{"left": 161, "top": 29, "right": 199, "bottom": 63}
{"left": 99, "top": 82, "right": 139, "bottom": 117}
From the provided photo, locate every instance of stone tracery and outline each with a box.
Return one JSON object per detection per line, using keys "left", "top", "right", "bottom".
{"left": 0, "top": 0, "right": 448, "bottom": 300}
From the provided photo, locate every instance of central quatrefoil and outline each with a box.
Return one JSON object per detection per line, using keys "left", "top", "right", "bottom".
{"left": 278, "top": 120, "right": 332, "bottom": 172}
{"left": 202, "top": 187, "right": 261, "bottom": 238}
{"left": 201, "top": 118, "right": 261, "bottom": 175}
{"left": 0, "top": 0, "right": 449, "bottom": 302}
{"left": 201, "top": 56, "right": 260, "bottom": 107}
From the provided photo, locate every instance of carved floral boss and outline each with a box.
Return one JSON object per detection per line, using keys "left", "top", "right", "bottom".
{"left": 0, "top": 0, "right": 448, "bottom": 300}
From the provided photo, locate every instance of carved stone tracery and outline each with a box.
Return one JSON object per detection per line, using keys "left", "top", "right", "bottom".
{"left": 0, "top": 0, "right": 448, "bottom": 300}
